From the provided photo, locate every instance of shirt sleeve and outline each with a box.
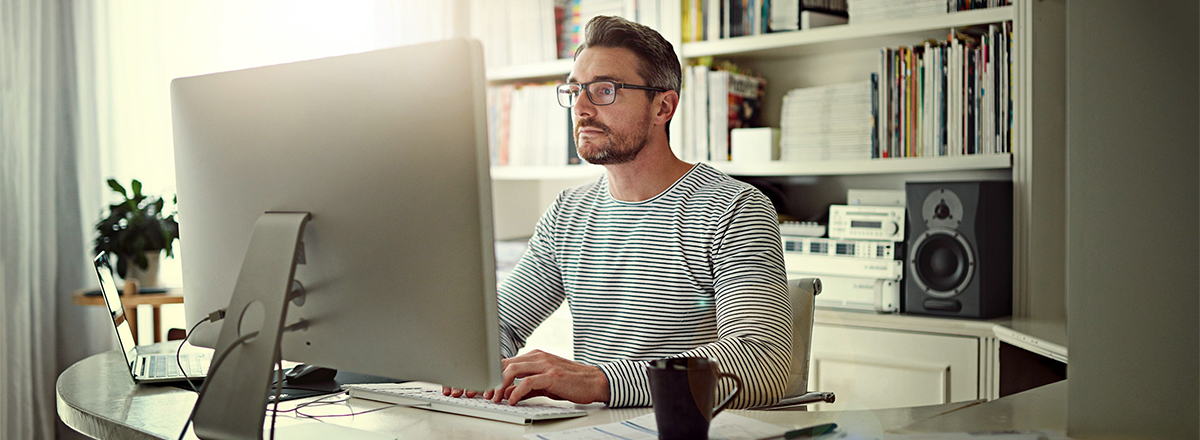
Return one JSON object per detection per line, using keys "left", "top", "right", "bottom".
{"left": 497, "top": 196, "right": 568, "bottom": 358}
{"left": 596, "top": 188, "right": 792, "bottom": 408}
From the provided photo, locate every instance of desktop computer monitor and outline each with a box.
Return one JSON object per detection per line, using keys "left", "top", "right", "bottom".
{"left": 171, "top": 39, "right": 501, "bottom": 392}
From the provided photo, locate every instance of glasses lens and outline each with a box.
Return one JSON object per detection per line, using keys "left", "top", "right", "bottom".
{"left": 557, "top": 84, "right": 581, "bottom": 108}
{"left": 588, "top": 82, "right": 617, "bottom": 105}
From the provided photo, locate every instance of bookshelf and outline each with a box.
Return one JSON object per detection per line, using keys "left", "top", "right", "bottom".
{"left": 492, "top": 153, "right": 1011, "bottom": 180}
{"left": 486, "top": 59, "right": 574, "bottom": 82}
{"left": 712, "top": 153, "right": 1011, "bottom": 176}
{"left": 682, "top": 6, "right": 1014, "bottom": 58}
{"left": 479, "top": 0, "right": 1065, "bottom": 322}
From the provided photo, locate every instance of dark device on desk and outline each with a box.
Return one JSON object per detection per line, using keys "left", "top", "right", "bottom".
{"left": 285, "top": 364, "right": 338, "bottom": 384}
{"left": 905, "top": 181, "right": 1012, "bottom": 319}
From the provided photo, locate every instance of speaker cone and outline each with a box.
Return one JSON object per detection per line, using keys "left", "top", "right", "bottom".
{"left": 909, "top": 229, "right": 975, "bottom": 298}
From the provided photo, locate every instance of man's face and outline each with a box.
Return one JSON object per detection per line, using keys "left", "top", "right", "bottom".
{"left": 567, "top": 47, "right": 656, "bottom": 165}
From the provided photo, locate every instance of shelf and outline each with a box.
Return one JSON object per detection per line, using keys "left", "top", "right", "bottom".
{"left": 709, "top": 153, "right": 1012, "bottom": 176}
{"left": 490, "top": 164, "right": 604, "bottom": 180}
{"left": 491, "top": 154, "right": 1010, "bottom": 180}
{"left": 682, "top": 6, "right": 1014, "bottom": 59}
{"left": 483, "top": 7, "right": 1012, "bottom": 83}
{"left": 486, "top": 59, "right": 574, "bottom": 82}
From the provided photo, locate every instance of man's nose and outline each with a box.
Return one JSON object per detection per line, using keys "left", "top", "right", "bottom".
{"left": 573, "top": 94, "right": 596, "bottom": 118}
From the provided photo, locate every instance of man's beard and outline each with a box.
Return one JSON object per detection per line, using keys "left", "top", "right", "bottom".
{"left": 574, "top": 119, "right": 650, "bottom": 165}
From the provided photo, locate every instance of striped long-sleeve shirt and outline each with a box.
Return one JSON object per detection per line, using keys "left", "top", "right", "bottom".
{"left": 497, "top": 163, "right": 792, "bottom": 408}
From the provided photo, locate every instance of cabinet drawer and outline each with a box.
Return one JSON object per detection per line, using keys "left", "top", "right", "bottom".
{"left": 809, "top": 324, "right": 979, "bottom": 410}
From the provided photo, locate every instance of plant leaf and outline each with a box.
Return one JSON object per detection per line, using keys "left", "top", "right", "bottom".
{"left": 107, "top": 179, "right": 127, "bottom": 198}
{"left": 131, "top": 180, "right": 143, "bottom": 199}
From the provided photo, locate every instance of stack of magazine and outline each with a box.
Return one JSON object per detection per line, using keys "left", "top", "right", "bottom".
{"left": 681, "top": 64, "right": 766, "bottom": 163}
{"left": 874, "top": 24, "right": 1012, "bottom": 158}
{"left": 779, "top": 81, "right": 874, "bottom": 162}
{"left": 848, "top": 0, "right": 948, "bottom": 23}
{"left": 848, "top": 0, "right": 1011, "bottom": 24}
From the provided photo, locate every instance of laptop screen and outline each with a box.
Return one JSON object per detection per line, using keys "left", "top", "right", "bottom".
{"left": 94, "top": 253, "right": 139, "bottom": 368}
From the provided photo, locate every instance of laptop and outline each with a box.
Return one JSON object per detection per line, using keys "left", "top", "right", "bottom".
{"left": 93, "top": 252, "right": 211, "bottom": 383}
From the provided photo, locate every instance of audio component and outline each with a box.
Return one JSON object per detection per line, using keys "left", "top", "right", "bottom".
{"left": 782, "top": 236, "right": 897, "bottom": 260}
{"left": 847, "top": 189, "right": 906, "bottom": 207}
{"left": 828, "top": 205, "right": 906, "bottom": 242}
{"left": 788, "top": 272, "right": 901, "bottom": 313}
{"left": 779, "top": 221, "right": 826, "bottom": 237}
{"left": 905, "top": 181, "right": 1012, "bottom": 319}
{"left": 783, "top": 254, "right": 902, "bottom": 280}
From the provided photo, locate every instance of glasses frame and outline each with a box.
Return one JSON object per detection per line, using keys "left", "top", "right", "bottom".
{"left": 556, "top": 80, "right": 670, "bottom": 108}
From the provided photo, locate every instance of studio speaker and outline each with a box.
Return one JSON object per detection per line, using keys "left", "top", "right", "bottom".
{"left": 905, "top": 181, "right": 1012, "bottom": 319}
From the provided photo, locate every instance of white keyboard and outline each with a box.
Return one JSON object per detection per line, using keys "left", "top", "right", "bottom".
{"left": 344, "top": 383, "right": 588, "bottom": 425}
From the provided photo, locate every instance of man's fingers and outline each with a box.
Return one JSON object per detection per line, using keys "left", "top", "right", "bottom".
{"left": 493, "top": 360, "right": 539, "bottom": 402}
{"left": 505, "top": 374, "right": 549, "bottom": 405}
{"left": 443, "top": 387, "right": 482, "bottom": 398}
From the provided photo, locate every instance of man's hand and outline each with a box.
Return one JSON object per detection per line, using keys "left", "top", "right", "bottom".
{"left": 440, "top": 386, "right": 483, "bottom": 398}
{"left": 484, "top": 349, "right": 610, "bottom": 405}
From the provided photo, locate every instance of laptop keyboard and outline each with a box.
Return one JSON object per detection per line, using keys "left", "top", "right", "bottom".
{"left": 142, "top": 353, "right": 210, "bottom": 378}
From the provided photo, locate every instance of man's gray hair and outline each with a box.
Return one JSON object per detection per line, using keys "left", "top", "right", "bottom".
{"left": 574, "top": 15, "right": 682, "bottom": 96}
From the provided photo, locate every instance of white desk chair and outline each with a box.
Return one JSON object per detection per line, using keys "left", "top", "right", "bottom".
{"left": 749, "top": 277, "right": 837, "bottom": 410}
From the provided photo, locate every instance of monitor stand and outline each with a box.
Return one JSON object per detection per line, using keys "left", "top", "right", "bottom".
{"left": 192, "top": 211, "right": 311, "bottom": 440}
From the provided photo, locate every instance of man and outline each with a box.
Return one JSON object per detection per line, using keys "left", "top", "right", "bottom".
{"left": 446, "top": 15, "right": 792, "bottom": 408}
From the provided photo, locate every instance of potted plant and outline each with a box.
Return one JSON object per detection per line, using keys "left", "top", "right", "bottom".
{"left": 93, "top": 178, "right": 180, "bottom": 288}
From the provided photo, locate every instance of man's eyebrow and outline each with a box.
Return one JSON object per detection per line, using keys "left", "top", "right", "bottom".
{"left": 564, "top": 74, "right": 625, "bottom": 83}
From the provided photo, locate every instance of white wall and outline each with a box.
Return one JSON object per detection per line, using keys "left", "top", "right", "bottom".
{"left": 1066, "top": 0, "right": 1199, "bottom": 438}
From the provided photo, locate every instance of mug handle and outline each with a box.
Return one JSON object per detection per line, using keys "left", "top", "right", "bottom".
{"left": 711, "top": 372, "right": 743, "bottom": 417}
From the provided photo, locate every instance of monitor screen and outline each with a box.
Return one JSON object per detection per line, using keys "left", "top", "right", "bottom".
{"left": 94, "top": 253, "right": 138, "bottom": 368}
{"left": 171, "top": 39, "right": 501, "bottom": 390}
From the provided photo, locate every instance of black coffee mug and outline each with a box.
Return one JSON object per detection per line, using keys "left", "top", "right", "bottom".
{"left": 646, "top": 357, "right": 743, "bottom": 440}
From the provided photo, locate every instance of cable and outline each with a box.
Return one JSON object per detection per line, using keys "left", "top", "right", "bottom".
{"left": 175, "top": 316, "right": 211, "bottom": 393}
{"left": 270, "top": 345, "right": 283, "bottom": 440}
{"left": 275, "top": 392, "right": 414, "bottom": 420}
{"left": 177, "top": 330, "right": 259, "bottom": 440}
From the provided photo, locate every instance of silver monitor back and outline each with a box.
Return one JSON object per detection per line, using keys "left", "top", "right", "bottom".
{"left": 171, "top": 39, "right": 501, "bottom": 390}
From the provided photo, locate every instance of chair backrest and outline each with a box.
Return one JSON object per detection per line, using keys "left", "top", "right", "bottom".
{"left": 784, "top": 277, "right": 821, "bottom": 397}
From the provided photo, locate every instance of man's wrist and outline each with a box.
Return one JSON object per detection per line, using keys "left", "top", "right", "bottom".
{"left": 592, "top": 365, "right": 611, "bottom": 403}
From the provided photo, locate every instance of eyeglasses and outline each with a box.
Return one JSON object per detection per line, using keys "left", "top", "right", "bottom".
{"left": 556, "top": 80, "right": 669, "bottom": 108}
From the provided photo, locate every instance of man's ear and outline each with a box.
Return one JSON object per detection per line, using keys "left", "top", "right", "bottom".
{"left": 653, "top": 90, "right": 679, "bottom": 127}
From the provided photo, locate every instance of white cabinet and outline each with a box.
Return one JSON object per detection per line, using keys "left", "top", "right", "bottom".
{"left": 811, "top": 324, "right": 978, "bottom": 410}
{"left": 809, "top": 310, "right": 1000, "bottom": 410}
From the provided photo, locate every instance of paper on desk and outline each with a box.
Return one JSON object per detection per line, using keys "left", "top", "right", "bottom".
{"left": 524, "top": 412, "right": 783, "bottom": 440}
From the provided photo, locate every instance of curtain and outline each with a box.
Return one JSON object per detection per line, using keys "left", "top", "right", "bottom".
{"left": 0, "top": 0, "right": 91, "bottom": 438}
{"left": 77, "top": 0, "right": 463, "bottom": 291}
{"left": 0, "top": 2, "right": 462, "bottom": 438}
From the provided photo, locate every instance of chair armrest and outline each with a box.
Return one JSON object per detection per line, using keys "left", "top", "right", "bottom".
{"left": 746, "top": 391, "right": 836, "bottom": 411}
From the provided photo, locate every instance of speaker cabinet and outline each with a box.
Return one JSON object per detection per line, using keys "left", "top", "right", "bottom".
{"left": 905, "top": 181, "right": 1012, "bottom": 319}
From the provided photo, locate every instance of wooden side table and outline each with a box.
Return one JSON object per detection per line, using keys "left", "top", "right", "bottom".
{"left": 72, "top": 288, "right": 184, "bottom": 344}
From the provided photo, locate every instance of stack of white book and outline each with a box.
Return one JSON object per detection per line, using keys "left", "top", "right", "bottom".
{"left": 779, "top": 81, "right": 874, "bottom": 162}
{"left": 847, "top": 0, "right": 947, "bottom": 24}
